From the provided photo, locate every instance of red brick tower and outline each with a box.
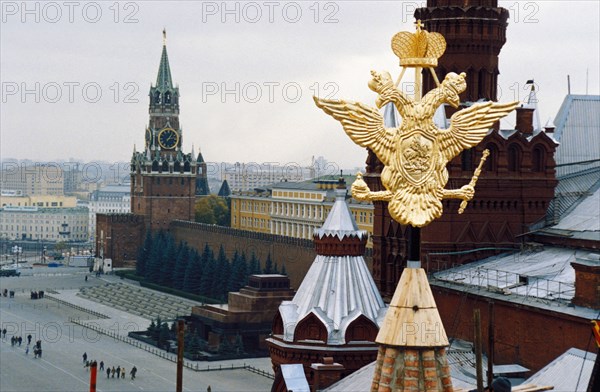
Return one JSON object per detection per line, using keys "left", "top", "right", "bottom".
{"left": 130, "top": 31, "right": 199, "bottom": 232}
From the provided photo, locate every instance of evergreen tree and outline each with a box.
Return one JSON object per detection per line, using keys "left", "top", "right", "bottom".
{"left": 136, "top": 230, "right": 153, "bottom": 277}
{"left": 240, "top": 252, "right": 249, "bottom": 286}
{"left": 159, "top": 234, "right": 177, "bottom": 287}
{"left": 145, "top": 232, "right": 164, "bottom": 283}
{"left": 172, "top": 242, "right": 189, "bottom": 291}
{"left": 212, "top": 246, "right": 230, "bottom": 300}
{"left": 158, "top": 322, "right": 170, "bottom": 349}
{"left": 218, "top": 336, "right": 235, "bottom": 354}
{"left": 199, "top": 245, "right": 216, "bottom": 298}
{"left": 228, "top": 251, "right": 247, "bottom": 293}
{"left": 263, "top": 253, "right": 273, "bottom": 274}
{"left": 273, "top": 262, "right": 279, "bottom": 274}
{"left": 281, "top": 263, "right": 287, "bottom": 276}
{"left": 249, "top": 252, "right": 261, "bottom": 275}
{"left": 147, "top": 319, "right": 157, "bottom": 339}
{"left": 183, "top": 249, "right": 202, "bottom": 294}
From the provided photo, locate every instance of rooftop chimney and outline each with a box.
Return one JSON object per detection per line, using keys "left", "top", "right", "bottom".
{"left": 571, "top": 254, "right": 600, "bottom": 308}
{"left": 515, "top": 106, "right": 535, "bottom": 134}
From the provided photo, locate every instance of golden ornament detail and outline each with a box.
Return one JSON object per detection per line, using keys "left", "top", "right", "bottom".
{"left": 314, "top": 23, "right": 518, "bottom": 227}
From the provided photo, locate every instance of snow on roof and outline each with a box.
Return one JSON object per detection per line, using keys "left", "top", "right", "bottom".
{"left": 434, "top": 247, "right": 578, "bottom": 301}
{"left": 552, "top": 184, "right": 600, "bottom": 232}
{"left": 524, "top": 348, "right": 596, "bottom": 392}
{"left": 553, "top": 95, "right": 600, "bottom": 178}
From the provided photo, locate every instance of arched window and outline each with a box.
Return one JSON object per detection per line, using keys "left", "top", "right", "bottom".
{"left": 165, "top": 92, "right": 171, "bottom": 104}
{"left": 154, "top": 91, "right": 161, "bottom": 104}
{"left": 507, "top": 144, "right": 521, "bottom": 172}
{"left": 484, "top": 144, "right": 498, "bottom": 173}
{"left": 532, "top": 146, "right": 545, "bottom": 172}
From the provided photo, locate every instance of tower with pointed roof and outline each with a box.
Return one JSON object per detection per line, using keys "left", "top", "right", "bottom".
{"left": 130, "top": 31, "right": 204, "bottom": 231}
{"left": 267, "top": 178, "right": 387, "bottom": 391}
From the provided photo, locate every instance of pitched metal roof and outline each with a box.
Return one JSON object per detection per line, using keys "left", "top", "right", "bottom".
{"left": 524, "top": 348, "right": 596, "bottom": 392}
{"left": 546, "top": 168, "right": 600, "bottom": 224}
{"left": 434, "top": 247, "right": 579, "bottom": 301}
{"left": 553, "top": 184, "right": 600, "bottom": 232}
{"left": 278, "top": 190, "right": 385, "bottom": 344}
{"left": 553, "top": 95, "right": 600, "bottom": 178}
{"left": 314, "top": 188, "right": 366, "bottom": 239}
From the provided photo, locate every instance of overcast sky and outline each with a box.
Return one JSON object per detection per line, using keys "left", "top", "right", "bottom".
{"left": 1, "top": 1, "right": 599, "bottom": 171}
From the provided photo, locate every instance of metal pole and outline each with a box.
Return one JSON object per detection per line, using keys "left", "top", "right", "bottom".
{"left": 474, "top": 309, "right": 484, "bottom": 392}
{"left": 487, "top": 301, "right": 495, "bottom": 388}
{"left": 176, "top": 319, "right": 184, "bottom": 392}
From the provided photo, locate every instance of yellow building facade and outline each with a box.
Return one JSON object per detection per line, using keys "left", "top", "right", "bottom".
{"left": 0, "top": 195, "right": 78, "bottom": 208}
{"left": 230, "top": 177, "right": 373, "bottom": 246}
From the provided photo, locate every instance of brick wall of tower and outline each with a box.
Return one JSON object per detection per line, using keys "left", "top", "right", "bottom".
{"left": 95, "top": 213, "right": 145, "bottom": 267}
{"left": 131, "top": 173, "right": 196, "bottom": 232}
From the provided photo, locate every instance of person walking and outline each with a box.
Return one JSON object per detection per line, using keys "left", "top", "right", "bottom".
{"left": 106, "top": 367, "right": 111, "bottom": 378}
{"left": 2, "top": 328, "right": 6, "bottom": 339}
{"left": 111, "top": 366, "right": 116, "bottom": 378}
{"left": 130, "top": 366, "right": 137, "bottom": 380}
{"left": 99, "top": 361, "right": 104, "bottom": 371}
{"left": 25, "top": 345, "right": 29, "bottom": 355}
{"left": 121, "top": 367, "right": 126, "bottom": 379}
{"left": 17, "top": 336, "right": 22, "bottom": 346}
{"left": 82, "top": 352, "right": 87, "bottom": 364}
{"left": 27, "top": 334, "right": 32, "bottom": 345}
{"left": 116, "top": 366, "right": 121, "bottom": 378}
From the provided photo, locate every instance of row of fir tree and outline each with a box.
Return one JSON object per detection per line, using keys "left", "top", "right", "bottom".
{"left": 135, "top": 231, "right": 286, "bottom": 301}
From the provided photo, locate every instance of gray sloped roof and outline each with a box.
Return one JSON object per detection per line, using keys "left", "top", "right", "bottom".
{"left": 524, "top": 348, "right": 596, "bottom": 392}
{"left": 433, "top": 247, "right": 579, "bottom": 301}
{"left": 279, "top": 187, "right": 385, "bottom": 344}
{"left": 553, "top": 95, "right": 600, "bottom": 178}
{"left": 552, "top": 184, "right": 600, "bottom": 232}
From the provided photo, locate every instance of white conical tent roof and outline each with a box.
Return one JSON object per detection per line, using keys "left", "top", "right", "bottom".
{"left": 279, "top": 188, "right": 386, "bottom": 344}
{"left": 314, "top": 187, "right": 366, "bottom": 240}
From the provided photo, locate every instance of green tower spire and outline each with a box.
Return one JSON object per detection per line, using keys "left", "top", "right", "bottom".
{"left": 155, "top": 29, "right": 174, "bottom": 91}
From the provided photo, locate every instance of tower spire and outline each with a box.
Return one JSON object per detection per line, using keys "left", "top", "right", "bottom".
{"left": 156, "top": 30, "right": 173, "bottom": 90}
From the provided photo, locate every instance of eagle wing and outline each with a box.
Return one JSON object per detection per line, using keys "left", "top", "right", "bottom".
{"left": 438, "top": 101, "right": 519, "bottom": 161}
{"left": 314, "top": 96, "right": 396, "bottom": 166}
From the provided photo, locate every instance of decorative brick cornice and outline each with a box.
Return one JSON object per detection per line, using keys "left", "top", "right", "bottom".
{"left": 313, "top": 234, "right": 367, "bottom": 256}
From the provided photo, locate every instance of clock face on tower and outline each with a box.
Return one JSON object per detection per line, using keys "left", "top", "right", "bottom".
{"left": 158, "top": 128, "right": 179, "bottom": 149}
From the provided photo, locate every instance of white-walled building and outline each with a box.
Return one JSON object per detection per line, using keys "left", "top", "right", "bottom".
{"left": 87, "top": 185, "right": 131, "bottom": 242}
{"left": 0, "top": 206, "right": 89, "bottom": 242}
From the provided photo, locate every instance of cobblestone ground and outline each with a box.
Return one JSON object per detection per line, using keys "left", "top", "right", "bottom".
{"left": 0, "top": 268, "right": 273, "bottom": 392}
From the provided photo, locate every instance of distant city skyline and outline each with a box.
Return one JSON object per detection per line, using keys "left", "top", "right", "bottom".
{"left": 1, "top": 1, "right": 599, "bottom": 169}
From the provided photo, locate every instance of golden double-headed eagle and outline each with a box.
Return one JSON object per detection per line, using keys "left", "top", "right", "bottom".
{"left": 314, "top": 23, "right": 518, "bottom": 227}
